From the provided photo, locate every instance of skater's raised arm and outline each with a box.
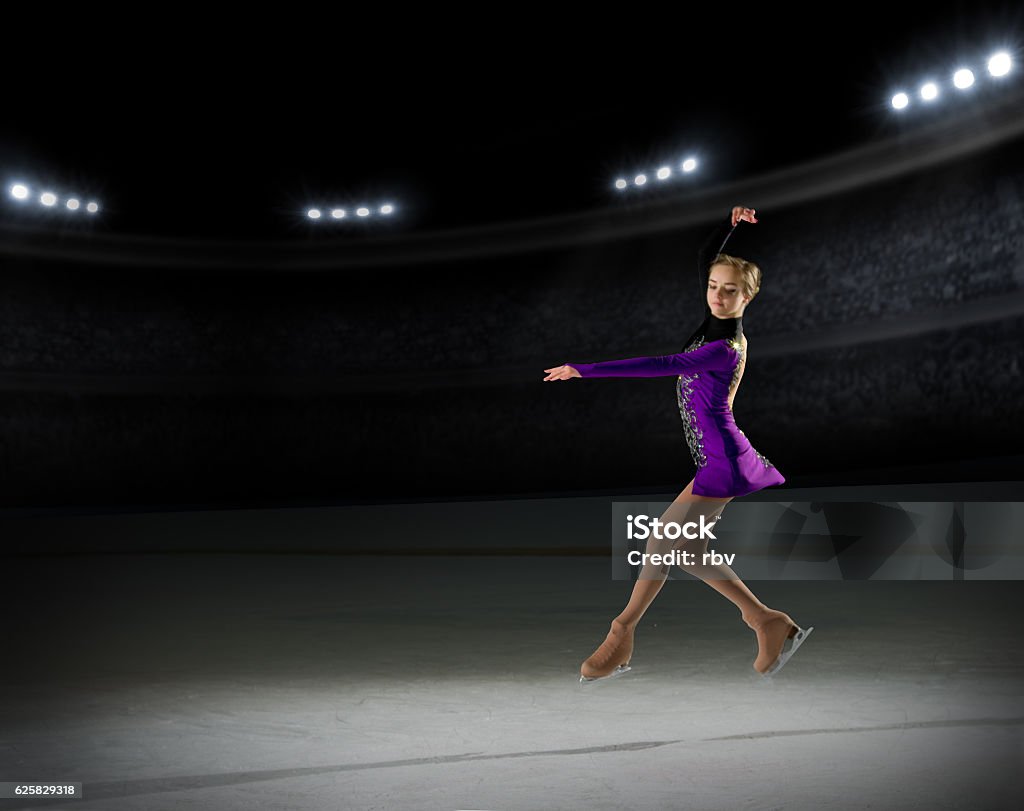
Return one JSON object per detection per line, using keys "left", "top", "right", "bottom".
{"left": 698, "top": 206, "right": 758, "bottom": 315}
{"left": 544, "top": 339, "right": 739, "bottom": 380}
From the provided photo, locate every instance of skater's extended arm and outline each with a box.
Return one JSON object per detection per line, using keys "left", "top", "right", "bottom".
{"left": 545, "top": 339, "right": 739, "bottom": 380}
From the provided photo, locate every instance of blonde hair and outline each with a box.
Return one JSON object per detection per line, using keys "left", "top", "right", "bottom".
{"left": 712, "top": 253, "right": 762, "bottom": 302}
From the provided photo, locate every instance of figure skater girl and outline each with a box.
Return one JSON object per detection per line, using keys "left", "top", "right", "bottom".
{"left": 544, "top": 205, "right": 812, "bottom": 683}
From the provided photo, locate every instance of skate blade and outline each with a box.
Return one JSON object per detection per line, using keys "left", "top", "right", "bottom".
{"left": 762, "top": 626, "right": 813, "bottom": 678}
{"left": 579, "top": 664, "right": 631, "bottom": 685}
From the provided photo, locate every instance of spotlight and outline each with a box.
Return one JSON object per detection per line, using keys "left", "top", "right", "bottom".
{"left": 988, "top": 51, "right": 1012, "bottom": 77}
{"left": 920, "top": 82, "right": 939, "bottom": 101}
{"left": 656, "top": 166, "right": 671, "bottom": 180}
{"left": 680, "top": 158, "right": 697, "bottom": 172}
{"left": 891, "top": 92, "right": 910, "bottom": 109}
{"left": 379, "top": 204, "right": 393, "bottom": 214}
{"left": 633, "top": 174, "right": 647, "bottom": 186}
{"left": 356, "top": 207, "right": 369, "bottom": 216}
{"left": 10, "top": 183, "right": 29, "bottom": 200}
{"left": 331, "top": 209, "right": 345, "bottom": 219}
{"left": 614, "top": 178, "right": 627, "bottom": 190}
{"left": 953, "top": 68, "right": 975, "bottom": 89}
{"left": 66, "top": 198, "right": 80, "bottom": 210}
{"left": 86, "top": 202, "right": 99, "bottom": 214}
{"left": 307, "top": 208, "right": 321, "bottom": 219}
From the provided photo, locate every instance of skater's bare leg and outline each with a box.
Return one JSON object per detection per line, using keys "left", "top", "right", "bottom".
{"left": 581, "top": 479, "right": 800, "bottom": 678}
{"left": 675, "top": 534, "right": 770, "bottom": 625}
{"left": 613, "top": 480, "right": 732, "bottom": 630}
{"left": 581, "top": 481, "right": 730, "bottom": 679}
{"left": 669, "top": 510, "right": 800, "bottom": 674}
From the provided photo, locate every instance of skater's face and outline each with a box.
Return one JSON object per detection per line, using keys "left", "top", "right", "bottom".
{"left": 708, "top": 264, "right": 750, "bottom": 318}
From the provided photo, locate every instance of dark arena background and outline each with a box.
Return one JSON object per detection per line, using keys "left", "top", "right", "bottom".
{"left": 2, "top": 7, "right": 1024, "bottom": 810}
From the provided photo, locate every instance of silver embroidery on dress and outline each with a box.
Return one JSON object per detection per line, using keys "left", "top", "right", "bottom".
{"left": 728, "top": 337, "right": 744, "bottom": 391}
{"left": 726, "top": 334, "right": 774, "bottom": 470}
{"left": 738, "top": 428, "right": 776, "bottom": 470}
{"left": 754, "top": 449, "right": 775, "bottom": 470}
{"left": 677, "top": 337, "right": 707, "bottom": 470}
{"left": 677, "top": 330, "right": 775, "bottom": 472}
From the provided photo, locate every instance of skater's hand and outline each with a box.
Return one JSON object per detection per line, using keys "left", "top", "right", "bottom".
{"left": 731, "top": 206, "right": 758, "bottom": 226}
{"left": 544, "top": 365, "right": 581, "bottom": 381}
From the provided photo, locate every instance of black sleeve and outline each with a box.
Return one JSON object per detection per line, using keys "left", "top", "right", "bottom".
{"left": 697, "top": 218, "right": 738, "bottom": 316}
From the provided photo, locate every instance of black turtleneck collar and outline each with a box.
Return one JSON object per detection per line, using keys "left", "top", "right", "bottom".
{"left": 703, "top": 313, "right": 743, "bottom": 343}
{"left": 681, "top": 312, "right": 744, "bottom": 352}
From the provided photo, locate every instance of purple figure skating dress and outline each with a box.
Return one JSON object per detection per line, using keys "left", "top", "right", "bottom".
{"left": 564, "top": 218, "right": 785, "bottom": 498}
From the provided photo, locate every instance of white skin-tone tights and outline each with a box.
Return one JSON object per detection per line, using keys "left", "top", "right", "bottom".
{"left": 612, "top": 481, "right": 774, "bottom": 630}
